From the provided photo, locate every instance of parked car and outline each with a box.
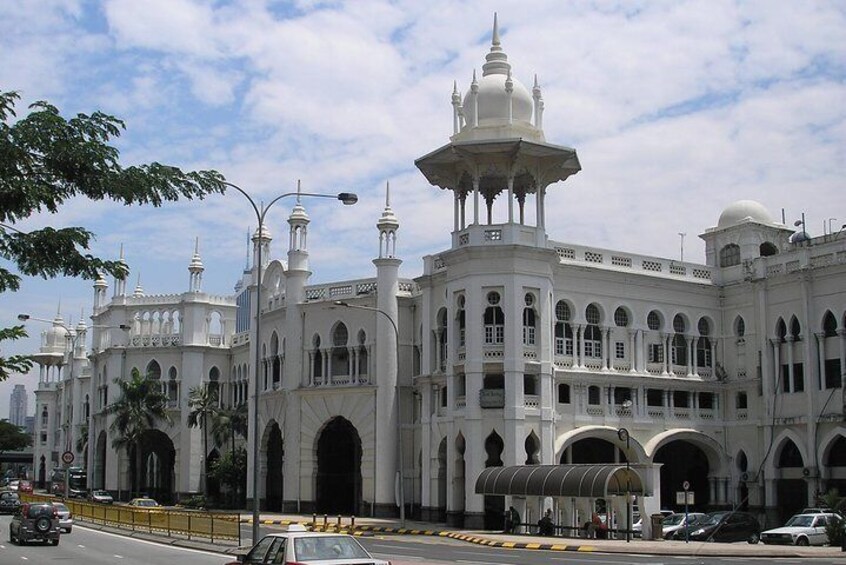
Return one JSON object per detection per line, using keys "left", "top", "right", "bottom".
{"left": 9, "top": 502, "right": 61, "bottom": 545}
{"left": 661, "top": 512, "right": 706, "bottom": 539}
{"left": 0, "top": 491, "right": 21, "bottom": 514}
{"left": 673, "top": 511, "right": 761, "bottom": 543}
{"left": 127, "top": 497, "right": 161, "bottom": 508}
{"left": 17, "top": 480, "right": 32, "bottom": 494}
{"left": 7, "top": 480, "right": 19, "bottom": 492}
{"left": 761, "top": 513, "right": 842, "bottom": 546}
{"left": 631, "top": 509, "right": 674, "bottom": 537}
{"left": 88, "top": 490, "right": 114, "bottom": 504}
{"left": 52, "top": 502, "right": 73, "bottom": 533}
{"left": 225, "top": 524, "right": 392, "bottom": 565}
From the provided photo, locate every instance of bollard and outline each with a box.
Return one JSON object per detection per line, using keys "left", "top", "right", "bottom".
{"left": 313, "top": 513, "right": 317, "bottom": 529}
{"left": 323, "top": 514, "right": 328, "bottom": 529}
{"left": 337, "top": 514, "right": 342, "bottom": 528}
{"left": 351, "top": 515, "right": 355, "bottom": 529}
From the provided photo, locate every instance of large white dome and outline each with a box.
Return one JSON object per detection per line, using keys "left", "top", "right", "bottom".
{"left": 462, "top": 73, "right": 533, "bottom": 125}
{"left": 717, "top": 200, "right": 775, "bottom": 229}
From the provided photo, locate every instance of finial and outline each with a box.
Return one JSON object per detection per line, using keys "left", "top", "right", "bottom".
{"left": 194, "top": 236, "right": 199, "bottom": 255}
{"left": 471, "top": 69, "right": 478, "bottom": 88}
{"left": 492, "top": 12, "right": 500, "bottom": 48}
{"left": 505, "top": 69, "right": 513, "bottom": 92}
{"left": 297, "top": 179, "right": 302, "bottom": 203}
{"left": 56, "top": 299, "right": 62, "bottom": 317}
{"left": 386, "top": 181, "right": 391, "bottom": 207}
{"left": 119, "top": 243, "right": 125, "bottom": 261}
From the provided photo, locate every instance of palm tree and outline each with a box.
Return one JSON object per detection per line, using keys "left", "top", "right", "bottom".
{"left": 106, "top": 368, "right": 171, "bottom": 499}
{"left": 211, "top": 403, "right": 248, "bottom": 507}
{"left": 75, "top": 421, "right": 89, "bottom": 457}
{"left": 187, "top": 385, "right": 219, "bottom": 502}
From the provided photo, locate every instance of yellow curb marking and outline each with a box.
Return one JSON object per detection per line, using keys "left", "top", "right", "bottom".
{"left": 525, "top": 543, "right": 541, "bottom": 549}
{"left": 501, "top": 542, "right": 516, "bottom": 548}
{"left": 550, "top": 544, "right": 569, "bottom": 550}
{"left": 577, "top": 546, "right": 595, "bottom": 552}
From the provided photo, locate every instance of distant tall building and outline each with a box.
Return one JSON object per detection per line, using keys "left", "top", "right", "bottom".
{"left": 8, "top": 384, "right": 27, "bottom": 427}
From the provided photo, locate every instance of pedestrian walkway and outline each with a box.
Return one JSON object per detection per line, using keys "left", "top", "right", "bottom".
{"left": 77, "top": 511, "right": 844, "bottom": 559}
{"left": 239, "top": 512, "right": 844, "bottom": 558}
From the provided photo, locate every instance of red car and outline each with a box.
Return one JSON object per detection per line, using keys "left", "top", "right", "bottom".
{"left": 18, "top": 480, "right": 33, "bottom": 494}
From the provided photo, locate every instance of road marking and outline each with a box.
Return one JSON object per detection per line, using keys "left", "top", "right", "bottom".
{"left": 114, "top": 555, "right": 123, "bottom": 559}
{"left": 20, "top": 557, "right": 27, "bottom": 561}
{"left": 77, "top": 526, "right": 223, "bottom": 557}
{"left": 78, "top": 544, "right": 86, "bottom": 548}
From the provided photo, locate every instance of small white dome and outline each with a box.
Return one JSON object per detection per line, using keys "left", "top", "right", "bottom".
{"left": 717, "top": 200, "right": 774, "bottom": 229}
{"left": 463, "top": 74, "right": 533, "bottom": 125}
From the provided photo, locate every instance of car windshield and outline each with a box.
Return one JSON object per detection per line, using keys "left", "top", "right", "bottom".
{"left": 293, "top": 536, "right": 370, "bottom": 561}
{"left": 698, "top": 512, "right": 728, "bottom": 526}
{"left": 135, "top": 499, "right": 157, "bottom": 506}
{"left": 94, "top": 490, "right": 110, "bottom": 496}
{"left": 785, "top": 515, "right": 815, "bottom": 527}
{"left": 663, "top": 514, "right": 685, "bottom": 526}
{"left": 53, "top": 503, "right": 69, "bottom": 512}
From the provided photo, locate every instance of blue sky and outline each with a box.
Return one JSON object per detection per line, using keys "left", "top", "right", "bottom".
{"left": 1, "top": 0, "right": 845, "bottom": 416}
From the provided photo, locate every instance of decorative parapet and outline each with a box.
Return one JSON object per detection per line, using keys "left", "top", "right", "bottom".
{"left": 304, "top": 278, "right": 418, "bottom": 302}
{"left": 550, "top": 240, "right": 713, "bottom": 283}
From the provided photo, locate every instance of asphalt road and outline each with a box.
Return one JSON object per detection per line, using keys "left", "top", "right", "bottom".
{"left": 0, "top": 515, "right": 227, "bottom": 565}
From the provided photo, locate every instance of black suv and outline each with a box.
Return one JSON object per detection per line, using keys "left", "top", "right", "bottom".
{"left": 9, "top": 503, "right": 61, "bottom": 545}
{"left": 0, "top": 491, "right": 21, "bottom": 514}
{"left": 673, "top": 511, "right": 761, "bottom": 543}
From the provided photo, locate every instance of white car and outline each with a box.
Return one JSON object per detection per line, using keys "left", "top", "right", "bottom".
{"left": 761, "top": 513, "right": 841, "bottom": 546}
{"left": 52, "top": 502, "right": 74, "bottom": 533}
{"left": 632, "top": 509, "right": 674, "bottom": 537}
{"left": 661, "top": 512, "right": 705, "bottom": 539}
{"left": 226, "top": 524, "right": 391, "bottom": 565}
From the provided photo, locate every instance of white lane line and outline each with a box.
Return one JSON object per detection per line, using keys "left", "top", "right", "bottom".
{"left": 77, "top": 544, "right": 86, "bottom": 548}
{"left": 113, "top": 555, "right": 123, "bottom": 559}
{"left": 76, "top": 526, "right": 223, "bottom": 557}
{"left": 20, "top": 557, "right": 28, "bottom": 561}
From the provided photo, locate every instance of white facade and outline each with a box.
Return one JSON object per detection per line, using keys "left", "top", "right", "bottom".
{"left": 26, "top": 18, "right": 846, "bottom": 531}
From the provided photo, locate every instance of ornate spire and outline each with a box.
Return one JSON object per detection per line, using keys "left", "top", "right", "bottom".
{"left": 133, "top": 273, "right": 144, "bottom": 297}
{"left": 482, "top": 12, "right": 510, "bottom": 77}
{"left": 288, "top": 179, "right": 310, "bottom": 224}
{"left": 377, "top": 181, "right": 399, "bottom": 259}
{"left": 189, "top": 237, "right": 204, "bottom": 292}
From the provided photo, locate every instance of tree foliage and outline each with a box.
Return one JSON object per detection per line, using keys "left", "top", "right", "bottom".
{"left": 0, "top": 90, "right": 227, "bottom": 380}
{"left": 187, "top": 385, "right": 219, "bottom": 500}
{"left": 0, "top": 419, "right": 32, "bottom": 454}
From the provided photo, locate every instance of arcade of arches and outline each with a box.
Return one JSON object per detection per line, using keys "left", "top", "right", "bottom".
{"left": 316, "top": 417, "right": 362, "bottom": 515}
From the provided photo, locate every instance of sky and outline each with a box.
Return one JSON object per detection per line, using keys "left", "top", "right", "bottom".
{"left": 1, "top": 0, "right": 844, "bottom": 417}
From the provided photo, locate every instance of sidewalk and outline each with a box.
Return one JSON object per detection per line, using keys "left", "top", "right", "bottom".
{"left": 79, "top": 511, "right": 845, "bottom": 559}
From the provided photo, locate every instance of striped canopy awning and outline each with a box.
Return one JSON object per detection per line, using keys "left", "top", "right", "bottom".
{"left": 475, "top": 464, "right": 646, "bottom": 498}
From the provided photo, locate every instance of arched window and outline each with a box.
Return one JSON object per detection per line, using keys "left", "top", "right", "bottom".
{"left": 719, "top": 244, "right": 741, "bottom": 267}
{"left": 168, "top": 367, "right": 178, "bottom": 403}
{"left": 697, "top": 318, "right": 712, "bottom": 368}
{"left": 790, "top": 316, "right": 801, "bottom": 340}
{"left": 776, "top": 318, "right": 787, "bottom": 342}
{"left": 614, "top": 307, "right": 629, "bottom": 327}
{"left": 760, "top": 242, "right": 778, "bottom": 257}
{"left": 584, "top": 304, "right": 602, "bottom": 358}
{"left": 522, "top": 294, "right": 536, "bottom": 346}
{"left": 312, "top": 334, "right": 323, "bottom": 381}
{"left": 437, "top": 308, "right": 448, "bottom": 371}
{"left": 672, "top": 314, "right": 687, "bottom": 366}
{"left": 208, "top": 366, "right": 220, "bottom": 401}
{"left": 331, "top": 322, "right": 349, "bottom": 378}
{"left": 554, "top": 300, "right": 573, "bottom": 356}
{"left": 357, "top": 330, "right": 368, "bottom": 378}
{"left": 558, "top": 383, "right": 571, "bottom": 404}
{"left": 270, "top": 332, "right": 281, "bottom": 387}
{"left": 822, "top": 311, "right": 837, "bottom": 337}
{"left": 483, "top": 291, "right": 505, "bottom": 345}
{"left": 588, "top": 385, "right": 600, "bottom": 405}
{"left": 735, "top": 316, "right": 746, "bottom": 337}
{"left": 41, "top": 406, "right": 48, "bottom": 427}
{"left": 84, "top": 395, "right": 90, "bottom": 419}
{"left": 456, "top": 295, "right": 465, "bottom": 348}
{"left": 647, "top": 310, "right": 662, "bottom": 331}
{"left": 146, "top": 360, "right": 162, "bottom": 393}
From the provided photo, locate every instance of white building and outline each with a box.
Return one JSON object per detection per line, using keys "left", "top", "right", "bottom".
{"left": 27, "top": 18, "right": 845, "bottom": 532}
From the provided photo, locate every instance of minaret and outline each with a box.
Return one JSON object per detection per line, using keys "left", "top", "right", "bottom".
{"left": 188, "top": 237, "right": 204, "bottom": 293}
{"left": 93, "top": 271, "right": 108, "bottom": 310}
{"left": 373, "top": 180, "right": 403, "bottom": 517}
{"left": 281, "top": 182, "right": 313, "bottom": 509}
{"left": 113, "top": 244, "right": 128, "bottom": 297}
{"left": 132, "top": 273, "right": 144, "bottom": 297}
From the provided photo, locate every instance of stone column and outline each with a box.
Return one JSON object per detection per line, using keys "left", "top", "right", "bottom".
{"left": 601, "top": 328, "right": 609, "bottom": 371}
{"left": 629, "top": 329, "right": 637, "bottom": 373}
{"left": 786, "top": 336, "right": 796, "bottom": 392}
{"left": 577, "top": 325, "right": 585, "bottom": 369}
{"left": 687, "top": 336, "right": 695, "bottom": 377}
{"left": 839, "top": 329, "right": 846, "bottom": 411}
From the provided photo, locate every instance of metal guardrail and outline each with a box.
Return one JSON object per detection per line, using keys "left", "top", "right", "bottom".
{"left": 21, "top": 493, "right": 240, "bottom": 544}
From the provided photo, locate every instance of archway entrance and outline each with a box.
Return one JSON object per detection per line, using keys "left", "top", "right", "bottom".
{"left": 483, "top": 431, "right": 504, "bottom": 530}
{"left": 316, "top": 417, "right": 361, "bottom": 514}
{"left": 824, "top": 435, "right": 846, "bottom": 495}
{"left": 132, "top": 429, "right": 175, "bottom": 504}
{"left": 775, "top": 438, "right": 806, "bottom": 523}
{"left": 436, "top": 437, "right": 447, "bottom": 521}
{"left": 264, "top": 422, "right": 284, "bottom": 511}
{"left": 95, "top": 431, "right": 107, "bottom": 489}
{"left": 654, "top": 441, "right": 710, "bottom": 512}
{"left": 566, "top": 438, "right": 627, "bottom": 464}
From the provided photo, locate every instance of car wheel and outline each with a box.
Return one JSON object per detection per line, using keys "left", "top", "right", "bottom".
{"left": 795, "top": 537, "right": 809, "bottom": 546}
{"left": 65, "top": 527, "right": 72, "bottom": 534}
{"left": 50, "top": 538, "right": 59, "bottom": 546}
{"left": 748, "top": 533, "right": 760, "bottom": 544}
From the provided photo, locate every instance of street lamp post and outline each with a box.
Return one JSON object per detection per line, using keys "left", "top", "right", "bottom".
{"left": 333, "top": 300, "right": 405, "bottom": 528}
{"left": 17, "top": 313, "right": 129, "bottom": 500}
{"left": 221, "top": 181, "right": 357, "bottom": 545}
{"left": 617, "top": 422, "right": 632, "bottom": 543}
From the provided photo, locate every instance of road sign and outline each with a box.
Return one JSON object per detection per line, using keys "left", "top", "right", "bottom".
{"left": 676, "top": 491, "right": 695, "bottom": 505}
{"left": 682, "top": 480, "right": 690, "bottom": 491}
{"left": 61, "top": 451, "right": 74, "bottom": 465}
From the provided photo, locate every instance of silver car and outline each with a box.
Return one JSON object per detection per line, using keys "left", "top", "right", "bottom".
{"left": 51, "top": 502, "right": 73, "bottom": 533}
{"left": 226, "top": 524, "right": 391, "bottom": 564}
